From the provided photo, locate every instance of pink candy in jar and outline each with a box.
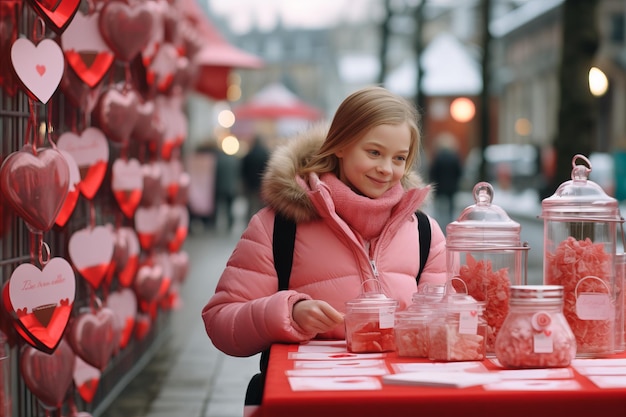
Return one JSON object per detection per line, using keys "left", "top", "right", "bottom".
{"left": 495, "top": 285, "right": 576, "bottom": 368}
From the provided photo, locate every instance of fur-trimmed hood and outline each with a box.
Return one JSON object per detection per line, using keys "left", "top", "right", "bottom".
{"left": 261, "top": 124, "right": 430, "bottom": 223}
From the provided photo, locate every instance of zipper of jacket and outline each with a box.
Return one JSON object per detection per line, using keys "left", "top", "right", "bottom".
{"left": 369, "top": 259, "right": 379, "bottom": 279}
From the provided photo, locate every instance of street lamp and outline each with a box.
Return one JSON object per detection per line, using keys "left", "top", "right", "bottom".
{"left": 589, "top": 67, "right": 608, "bottom": 97}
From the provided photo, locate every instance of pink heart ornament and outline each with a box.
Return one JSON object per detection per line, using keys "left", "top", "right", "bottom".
{"left": 106, "top": 288, "right": 137, "bottom": 349}
{"left": 10, "top": 38, "right": 64, "bottom": 103}
{"left": 55, "top": 150, "right": 81, "bottom": 227}
{"left": 68, "top": 226, "right": 115, "bottom": 289}
{"left": 67, "top": 307, "right": 119, "bottom": 370}
{"left": 98, "top": 1, "right": 157, "bottom": 62}
{"left": 74, "top": 356, "right": 101, "bottom": 403}
{"left": 111, "top": 158, "right": 144, "bottom": 218}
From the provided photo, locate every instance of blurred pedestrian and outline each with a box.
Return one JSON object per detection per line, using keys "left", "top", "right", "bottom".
{"left": 214, "top": 147, "right": 241, "bottom": 232}
{"left": 429, "top": 134, "right": 463, "bottom": 225}
{"left": 241, "top": 135, "right": 270, "bottom": 222}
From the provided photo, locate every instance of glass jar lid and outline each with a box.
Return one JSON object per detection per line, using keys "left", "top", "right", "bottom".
{"left": 345, "top": 279, "right": 399, "bottom": 312}
{"left": 541, "top": 154, "right": 619, "bottom": 221}
{"left": 509, "top": 284, "right": 563, "bottom": 305}
{"left": 446, "top": 182, "right": 521, "bottom": 248}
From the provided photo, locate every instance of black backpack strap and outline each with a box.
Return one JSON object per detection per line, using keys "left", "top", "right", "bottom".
{"left": 415, "top": 210, "right": 431, "bottom": 285}
{"left": 272, "top": 212, "right": 297, "bottom": 291}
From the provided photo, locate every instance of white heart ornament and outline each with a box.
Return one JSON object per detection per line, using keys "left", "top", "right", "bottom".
{"left": 11, "top": 38, "right": 64, "bottom": 103}
{"left": 68, "top": 226, "right": 115, "bottom": 289}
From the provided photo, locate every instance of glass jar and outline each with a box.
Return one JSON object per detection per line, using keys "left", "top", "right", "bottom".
{"left": 407, "top": 282, "right": 446, "bottom": 313}
{"left": 394, "top": 310, "right": 432, "bottom": 357}
{"left": 541, "top": 154, "right": 621, "bottom": 357}
{"left": 344, "top": 281, "right": 398, "bottom": 353}
{"left": 428, "top": 294, "right": 487, "bottom": 361}
{"left": 446, "top": 182, "right": 529, "bottom": 355}
{"left": 495, "top": 285, "right": 576, "bottom": 368}
{"left": 615, "top": 252, "right": 626, "bottom": 353}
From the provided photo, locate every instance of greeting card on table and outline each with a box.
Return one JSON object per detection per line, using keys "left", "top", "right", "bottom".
{"left": 383, "top": 371, "right": 500, "bottom": 388}
{"left": 288, "top": 376, "right": 382, "bottom": 391}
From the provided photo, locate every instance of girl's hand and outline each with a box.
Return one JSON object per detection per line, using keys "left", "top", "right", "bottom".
{"left": 292, "top": 300, "right": 344, "bottom": 334}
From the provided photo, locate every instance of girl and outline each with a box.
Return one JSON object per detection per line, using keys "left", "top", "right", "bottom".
{"left": 202, "top": 86, "right": 447, "bottom": 357}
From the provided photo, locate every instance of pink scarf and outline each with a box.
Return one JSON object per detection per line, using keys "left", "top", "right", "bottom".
{"left": 320, "top": 173, "right": 404, "bottom": 240}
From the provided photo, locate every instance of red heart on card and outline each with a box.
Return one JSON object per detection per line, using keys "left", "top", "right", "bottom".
{"left": 28, "top": 0, "right": 80, "bottom": 34}
{"left": 94, "top": 84, "right": 140, "bottom": 144}
{"left": 99, "top": 0, "right": 157, "bottom": 62}
{"left": 0, "top": 146, "right": 70, "bottom": 232}
{"left": 68, "top": 226, "right": 115, "bottom": 289}
{"left": 62, "top": 10, "right": 114, "bottom": 88}
{"left": 67, "top": 307, "right": 118, "bottom": 370}
{"left": 111, "top": 158, "right": 143, "bottom": 218}
{"left": 20, "top": 339, "right": 75, "bottom": 409}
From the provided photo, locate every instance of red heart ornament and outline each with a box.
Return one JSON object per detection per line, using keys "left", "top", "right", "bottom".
{"left": 11, "top": 37, "right": 65, "bottom": 103}
{"left": 20, "top": 338, "right": 75, "bottom": 409}
{"left": 74, "top": 356, "right": 101, "bottom": 403}
{"left": 116, "top": 227, "right": 140, "bottom": 287}
{"left": 61, "top": 10, "right": 114, "bottom": 88}
{"left": 106, "top": 288, "right": 137, "bottom": 349}
{"left": 57, "top": 127, "right": 109, "bottom": 200}
{"left": 2, "top": 281, "right": 41, "bottom": 349}
{"left": 55, "top": 150, "right": 81, "bottom": 227}
{"left": 98, "top": 0, "right": 157, "bottom": 62}
{"left": 167, "top": 204, "right": 188, "bottom": 253}
{"left": 135, "top": 205, "right": 166, "bottom": 251}
{"left": 134, "top": 312, "right": 151, "bottom": 341}
{"left": 8, "top": 258, "right": 76, "bottom": 351}
{"left": 60, "top": 60, "right": 103, "bottom": 112}
{"left": 0, "top": 146, "right": 70, "bottom": 232}
{"left": 28, "top": 0, "right": 80, "bottom": 34}
{"left": 0, "top": 1, "right": 20, "bottom": 97}
{"left": 111, "top": 158, "right": 143, "bottom": 218}
{"left": 146, "top": 42, "right": 178, "bottom": 92}
{"left": 68, "top": 226, "right": 114, "bottom": 289}
{"left": 94, "top": 84, "right": 140, "bottom": 144}
{"left": 67, "top": 307, "right": 119, "bottom": 370}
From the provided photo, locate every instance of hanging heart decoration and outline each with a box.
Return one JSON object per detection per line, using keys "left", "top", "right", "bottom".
{"left": 106, "top": 288, "right": 137, "bottom": 350}
{"left": 93, "top": 84, "right": 140, "bottom": 144}
{"left": 153, "top": 96, "right": 187, "bottom": 160}
{"left": 67, "top": 306, "right": 119, "bottom": 370}
{"left": 133, "top": 260, "right": 163, "bottom": 306}
{"left": 7, "top": 257, "right": 76, "bottom": 353}
{"left": 98, "top": 0, "right": 157, "bottom": 62}
{"left": 0, "top": 1, "right": 20, "bottom": 97}
{"left": 74, "top": 355, "right": 101, "bottom": 403}
{"left": 139, "top": 162, "right": 163, "bottom": 207}
{"left": 131, "top": 98, "right": 164, "bottom": 144}
{"left": 61, "top": 10, "right": 114, "bottom": 88}
{"left": 170, "top": 250, "right": 189, "bottom": 285}
{"left": 11, "top": 37, "right": 65, "bottom": 104}
{"left": 134, "top": 205, "right": 166, "bottom": 251}
{"left": 60, "top": 59, "right": 103, "bottom": 113}
{"left": 161, "top": 158, "right": 184, "bottom": 203}
{"left": 134, "top": 312, "right": 151, "bottom": 341}
{"left": 27, "top": 0, "right": 81, "bottom": 34}
{"left": 140, "top": 0, "right": 165, "bottom": 66}
{"left": 145, "top": 42, "right": 178, "bottom": 92}
{"left": 0, "top": 146, "right": 70, "bottom": 233}
{"left": 116, "top": 227, "right": 140, "bottom": 287}
{"left": 57, "top": 127, "right": 109, "bottom": 200}
{"left": 170, "top": 171, "right": 189, "bottom": 206}
{"left": 111, "top": 158, "right": 144, "bottom": 218}
{"left": 167, "top": 204, "right": 188, "bottom": 253}
{"left": 20, "top": 338, "right": 75, "bottom": 409}
{"left": 55, "top": 150, "right": 81, "bottom": 227}
{"left": 2, "top": 281, "right": 40, "bottom": 349}
{"left": 68, "top": 225, "right": 115, "bottom": 290}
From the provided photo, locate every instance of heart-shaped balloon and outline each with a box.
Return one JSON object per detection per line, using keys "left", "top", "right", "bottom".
{"left": 11, "top": 37, "right": 65, "bottom": 104}
{"left": 27, "top": 0, "right": 81, "bottom": 34}
{"left": 68, "top": 226, "right": 115, "bottom": 289}
{"left": 111, "top": 158, "right": 143, "bottom": 218}
{"left": 67, "top": 306, "right": 119, "bottom": 370}
{"left": 106, "top": 288, "right": 137, "bottom": 350}
{"left": 0, "top": 1, "right": 20, "bottom": 97}
{"left": 20, "top": 338, "right": 75, "bottom": 409}
{"left": 98, "top": 0, "right": 157, "bottom": 62}
{"left": 57, "top": 127, "right": 109, "bottom": 200}
{"left": 61, "top": 10, "right": 114, "bottom": 88}
{"left": 0, "top": 146, "right": 70, "bottom": 232}
{"left": 74, "top": 356, "right": 101, "bottom": 403}
{"left": 8, "top": 257, "right": 76, "bottom": 352}
{"left": 93, "top": 84, "right": 140, "bottom": 144}
{"left": 55, "top": 150, "right": 81, "bottom": 227}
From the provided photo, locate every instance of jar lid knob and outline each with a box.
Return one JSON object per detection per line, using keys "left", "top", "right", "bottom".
{"left": 473, "top": 181, "right": 494, "bottom": 206}
{"left": 571, "top": 154, "right": 591, "bottom": 182}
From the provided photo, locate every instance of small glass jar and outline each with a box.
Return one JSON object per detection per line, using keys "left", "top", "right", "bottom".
{"left": 541, "top": 154, "right": 620, "bottom": 357}
{"left": 344, "top": 284, "right": 398, "bottom": 353}
{"left": 495, "top": 285, "right": 576, "bottom": 368}
{"left": 394, "top": 310, "right": 432, "bottom": 357}
{"left": 407, "top": 282, "right": 446, "bottom": 313}
{"left": 428, "top": 294, "right": 487, "bottom": 362}
{"left": 446, "top": 182, "right": 529, "bottom": 355}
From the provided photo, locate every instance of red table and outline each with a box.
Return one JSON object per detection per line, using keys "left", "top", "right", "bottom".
{"left": 260, "top": 343, "right": 626, "bottom": 417}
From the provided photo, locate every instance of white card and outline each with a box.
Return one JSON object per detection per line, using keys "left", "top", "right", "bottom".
{"left": 483, "top": 379, "right": 582, "bottom": 391}
{"left": 286, "top": 366, "right": 389, "bottom": 377}
{"left": 571, "top": 358, "right": 626, "bottom": 367}
{"left": 288, "top": 352, "right": 386, "bottom": 360}
{"left": 586, "top": 375, "right": 626, "bottom": 389}
{"left": 574, "top": 366, "right": 626, "bottom": 376}
{"left": 493, "top": 368, "right": 575, "bottom": 380}
{"left": 383, "top": 371, "right": 500, "bottom": 388}
{"left": 391, "top": 361, "right": 488, "bottom": 373}
{"left": 288, "top": 376, "right": 382, "bottom": 391}
{"left": 294, "top": 359, "right": 387, "bottom": 369}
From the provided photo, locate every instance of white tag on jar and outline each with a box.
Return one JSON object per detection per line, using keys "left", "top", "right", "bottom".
{"left": 533, "top": 330, "right": 554, "bottom": 353}
{"left": 379, "top": 308, "right": 395, "bottom": 329}
{"left": 458, "top": 310, "right": 478, "bottom": 334}
{"left": 575, "top": 293, "right": 612, "bottom": 320}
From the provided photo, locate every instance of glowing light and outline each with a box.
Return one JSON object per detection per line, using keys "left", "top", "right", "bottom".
{"left": 589, "top": 67, "right": 608, "bottom": 97}
{"left": 218, "top": 110, "right": 235, "bottom": 128}
{"left": 450, "top": 97, "right": 475, "bottom": 123}
{"left": 514, "top": 118, "right": 532, "bottom": 136}
{"left": 221, "top": 135, "right": 240, "bottom": 155}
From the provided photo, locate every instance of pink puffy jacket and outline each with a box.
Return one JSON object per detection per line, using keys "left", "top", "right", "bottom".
{"left": 202, "top": 127, "right": 448, "bottom": 357}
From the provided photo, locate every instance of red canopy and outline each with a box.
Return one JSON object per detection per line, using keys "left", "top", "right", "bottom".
{"left": 234, "top": 83, "right": 322, "bottom": 121}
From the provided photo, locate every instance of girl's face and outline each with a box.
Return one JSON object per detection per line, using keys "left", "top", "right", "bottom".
{"left": 336, "top": 123, "right": 410, "bottom": 199}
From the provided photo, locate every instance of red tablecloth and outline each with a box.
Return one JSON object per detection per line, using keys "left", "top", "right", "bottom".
{"left": 260, "top": 343, "right": 626, "bottom": 417}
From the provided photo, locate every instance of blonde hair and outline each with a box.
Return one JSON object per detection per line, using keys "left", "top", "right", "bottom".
{"left": 301, "top": 86, "right": 421, "bottom": 178}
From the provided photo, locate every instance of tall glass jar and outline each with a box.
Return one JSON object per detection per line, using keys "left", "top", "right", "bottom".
{"left": 446, "top": 182, "right": 529, "bottom": 355}
{"left": 495, "top": 285, "right": 576, "bottom": 368}
{"left": 344, "top": 281, "right": 398, "bottom": 353}
{"left": 541, "top": 154, "right": 621, "bottom": 357}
